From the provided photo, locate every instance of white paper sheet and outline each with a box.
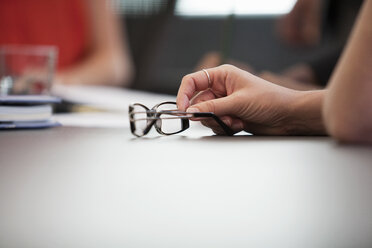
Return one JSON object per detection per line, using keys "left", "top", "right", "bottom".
{"left": 52, "top": 84, "right": 176, "bottom": 128}
{"left": 52, "top": 84, "right": 175, "bottom": 112}
{"left": 51, "top": 84, "right": 217, "bottom": 137}
{"left": 53, "top": 112, "right": 128, "bottom": 128}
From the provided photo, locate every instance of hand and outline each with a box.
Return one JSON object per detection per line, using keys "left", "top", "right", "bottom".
{"left": 259, "top": 65, "right": 321, "bottom": 91}
{"left": 195, "top": 51, "right": 256, "bottom": 74}
{"left": 177, "top": 65, "right": 326, "bottom": 135}
{"left": 277, "top": 0, "right": 323, "bottom": 46}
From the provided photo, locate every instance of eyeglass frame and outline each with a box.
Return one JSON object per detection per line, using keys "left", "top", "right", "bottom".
{"left": 128, "top": 101, "right": 234, "bottom": 137}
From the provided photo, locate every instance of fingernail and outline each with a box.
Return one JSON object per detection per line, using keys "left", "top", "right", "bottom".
{"left": 187, "top": 107, "right": 200, "bottom": 113}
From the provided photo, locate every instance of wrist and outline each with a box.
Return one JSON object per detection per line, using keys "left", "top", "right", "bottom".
{"left": 285, "top": 90, "right": 327, "bottom": 135}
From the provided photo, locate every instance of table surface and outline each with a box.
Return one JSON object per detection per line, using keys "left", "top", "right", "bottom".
{"left": 1, "top": 126, "right": 372, "bottom": 248}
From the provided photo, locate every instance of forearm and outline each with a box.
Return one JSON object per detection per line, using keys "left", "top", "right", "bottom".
{"left": 287, "top": 90, "right": 326, "bottom": 135}
{"left": 56, "top": 50, "right": 133, "bottom": 86}
{"left": 323, "top": 0, "right": 372, "bottom": 143}
{"left": 55, "top": 0, "right": 134, "bottom": 87}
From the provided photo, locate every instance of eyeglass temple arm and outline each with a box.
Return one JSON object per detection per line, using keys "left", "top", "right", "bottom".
{"left": 192, "top": 112, "right": 234, "bottom": 136}
{"left": 134, "top": 110, "right": 234, "bottom": 136}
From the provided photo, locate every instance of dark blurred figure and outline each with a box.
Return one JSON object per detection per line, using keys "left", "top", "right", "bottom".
{"left": 196, "top": 0, "right": 363, "bottom": 90}
{"left": 124, "top": 0, "right": 176, "bottom": 92}
{"left": 0, "top": 0, "right": 133, "bottom": 86}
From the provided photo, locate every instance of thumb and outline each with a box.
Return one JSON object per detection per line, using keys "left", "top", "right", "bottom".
{"left": 186, "top": 96, "right": 236, "bottom": 117}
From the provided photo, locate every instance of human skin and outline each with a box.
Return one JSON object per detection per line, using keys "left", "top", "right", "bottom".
{"left": 55, "top": 0, "right": 133, "bottom": 86}
{"left": 277, "top": 0, "right": 323, "bottom": 46}
{"left": 177, "top": 65, "right": 326, "bottom": 136}
{"left": 177, "top": 1, "right": 372, "bottom": 143}
{"left": 196, "top": 52, "right": 321, "bottom": 91}
{"left": 324, "top": 0, "right": 372, "bottom": 143}
{"left": 194, "top": 0, "right": 325, "bottom": 91}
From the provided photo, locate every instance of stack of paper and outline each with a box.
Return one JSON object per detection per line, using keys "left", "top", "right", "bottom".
{"left": 0, "top": 95, "right": 61, "bottom": 129}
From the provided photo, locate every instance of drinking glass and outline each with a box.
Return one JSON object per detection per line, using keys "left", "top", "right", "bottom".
{"left": 0, "top": 45, "right": 58, "bottom": 95}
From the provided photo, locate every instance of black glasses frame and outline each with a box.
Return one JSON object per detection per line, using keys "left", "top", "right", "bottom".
{"left": 129, "top": 101, "right": 234, "bottom": 137}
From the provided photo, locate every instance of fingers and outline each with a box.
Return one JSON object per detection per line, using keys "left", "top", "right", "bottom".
{"left": 186, "top": 95, "right": 238, "bottom": 117}
{"left": 177, "top": 65, "right": 231, "bottom": 111}
{"left": 200, "top": 116, "right": 244, "bottom": 135}
{"left": 201, "top": 118, "right": 287, "bottom": 136}
{"left": 194, "top": 51, "right": 222, "bottom": 71}
{"left": 176, "top": 70, "right": 211, "bottom": 111}
{"left": 190, "top": 89, "right": 216, "bottom": 106}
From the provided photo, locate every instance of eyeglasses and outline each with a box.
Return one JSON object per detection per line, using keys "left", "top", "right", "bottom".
{"left": 128, "top": 101, "right": 234, "bottom": 137}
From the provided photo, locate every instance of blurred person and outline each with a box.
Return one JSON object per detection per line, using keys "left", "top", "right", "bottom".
{"left": 277, "top": 0, "right": 323, "bottom": 47}
{"left": 196, "top": 0, "right": 362, "bottom": 91}
{"left": 177, "top": 0, "right": 372, "bottom": 144}
{"left": 0, "top": 0, "right": 133, "bottom": 87}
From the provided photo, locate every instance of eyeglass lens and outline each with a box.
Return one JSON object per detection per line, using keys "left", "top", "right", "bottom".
{"left": 154, "top": 102, "right": 184, "bottom": 135}
{"left": 131, "top": 104, "right": 149, "bottom": 137}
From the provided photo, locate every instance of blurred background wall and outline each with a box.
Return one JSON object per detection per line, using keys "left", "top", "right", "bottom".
{"left": 111, "top": 0, "right": 352, "bottom": 95}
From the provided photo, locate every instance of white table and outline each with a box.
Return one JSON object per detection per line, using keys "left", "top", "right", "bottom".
{"left": 1, "top": 126, "right": 372, "bottom": 248}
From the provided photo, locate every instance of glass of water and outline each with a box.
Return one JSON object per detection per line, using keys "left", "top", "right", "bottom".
{"left": 0, "top": 45, "right": 58, "bottom": 95}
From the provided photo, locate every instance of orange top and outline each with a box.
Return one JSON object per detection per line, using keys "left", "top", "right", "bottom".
{"left": 0, "top": 0, "right": 89, "bottom": 69}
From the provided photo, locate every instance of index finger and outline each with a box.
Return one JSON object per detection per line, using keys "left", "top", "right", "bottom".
{"left": 177, "top": 67, "right": 226, "bottom": 111}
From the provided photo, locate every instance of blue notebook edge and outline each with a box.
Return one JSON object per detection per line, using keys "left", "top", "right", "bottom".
{"left": 0, "top": 120, "right": 61, "bottom": 129}
{"left": 0, "top": 95, "right": 61, "bottom": 104}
